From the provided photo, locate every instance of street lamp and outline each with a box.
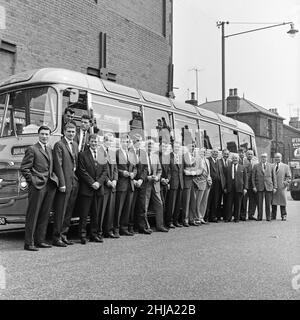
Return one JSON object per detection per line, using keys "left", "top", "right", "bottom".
{"left": 216, "top": 21, "right": 298, "bottom": 115}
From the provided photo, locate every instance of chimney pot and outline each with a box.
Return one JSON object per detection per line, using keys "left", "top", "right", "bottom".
{"left": 233, "top": 88, "right": 238, "bottom": 96}
{"left": 191, "top": 92, "right": 195, "bottom": 100}
{"left": 229, "top": 89, "right": 233, "bottom": 96}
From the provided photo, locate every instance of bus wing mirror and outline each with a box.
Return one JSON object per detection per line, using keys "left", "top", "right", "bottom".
{"left": 69, "top": 89, "right": 79, "bottom": 103}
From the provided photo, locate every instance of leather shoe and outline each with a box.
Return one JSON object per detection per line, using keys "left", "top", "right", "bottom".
{"left": 249, "top": 216, "right": 257, "bottom": 221}
{"left": 24, "top": 244, "right": 39, "bottom": 251}
{"left": 282, "top": 216, "right": 287, "bottom": 221}
{"left": 80, "top": 238, "right": 87, "bottom": 245}
{"left": 52, "top": 240, "right": 67, "bottom": 247}
{"left": 210, "top": 218, "right": 218, "bottom": 223}
{"left": 61, "top": 237, "right": 74, "bottom": 245}
{"left": 36, "top": 242, "right": 52, "bottom": 248}
{"left": 120, "top": 230, "right": 134, "bottom": 236}
{"left": 106, "top": 232, "right": 118, "bottom": 239}
{"left": 167, "top": 223, "right": 176, "bottom": 229}
{"left": 200, "top": 220, "right": 207, "bottom": 225}
{"left": 156, "top": 227, "right": 169, "bottom": 232}
{"left": 90, "top": 236, "right": 103, "bottom": 243}
{"left": 139, "top": 229, "right": 152, "bottom": 234}
{"left": 240, "top": 218, "right": 246, "bottom": 221}
{"left": 183, "top": 222, "right": 190, "bottom": 227}
{"left": 174, "top": 222, "right": 183, "bottom": 227}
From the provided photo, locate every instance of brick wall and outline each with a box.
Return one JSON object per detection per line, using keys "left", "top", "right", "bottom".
{"left": 0, "top": 0, "right": 172, "bottom": 96}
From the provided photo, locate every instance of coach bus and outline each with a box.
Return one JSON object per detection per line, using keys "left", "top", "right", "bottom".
{"left": 0, "top": 68, "right": 257, "bottom": 226}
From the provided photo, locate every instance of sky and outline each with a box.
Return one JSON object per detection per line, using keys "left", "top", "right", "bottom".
{"left": 173, "top": 0, "right": 300, "bottom": 123}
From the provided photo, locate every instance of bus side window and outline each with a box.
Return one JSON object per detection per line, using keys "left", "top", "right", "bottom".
{"left": 239, "top": 132, "right": 252, "bottom": 152}
{"left": 199, "top": 120, "right": 221, "bottom": 151}
{"left": 174, "top": 114, "right": 199, "bottom": 148}
{"left": 220, "top": 126, "right": 238, "bottom": 153}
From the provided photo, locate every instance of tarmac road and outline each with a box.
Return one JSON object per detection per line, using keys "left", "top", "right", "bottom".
{"left": 0, "top": 199, "right": 300, "bottom": 300}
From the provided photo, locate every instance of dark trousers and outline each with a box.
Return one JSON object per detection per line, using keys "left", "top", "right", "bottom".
{"left": 25, "top": 181, "right": 56, "bottom": 246}
{"left": 138, "top": 183, "right": 164, "bottom": 230}
{"left": 78, "top": 194, "right": 99, "bottom": 239}
{"left": 226, "top": 187, "right": 243, "bottom": 222}
{"left": 129, "top": 189, "right": 139, "bottom": 232}
{"left": 53, "top": 180, "right": 78, "bottom": 241}
{"left": 241, "top": 189, "right": 257, "bottom": 219}
{"left": 98, "top": 189, "right": 116, "bottom": 236}
{"left": 115, "top": 189, "right": 133, "bottom": 232}
{"left": 272, "top": 205, "right": 287, "bottom": 219}
{"left": 166, "top": 188, "right": 182, "bottom": 225}
{"left": 207, "top": 179, "right": 222, "bottom": 221}
{"left": 182, "top": 184, "right": 196, "bottom": 224}
{"left": 219, "top": 192, "right": 228, "bottom": 219}
{"left": 257, "top": 190, "right": 272, "bottom": 220}
{"left": 160, "top": 184, "right": 168, "bottom": 225}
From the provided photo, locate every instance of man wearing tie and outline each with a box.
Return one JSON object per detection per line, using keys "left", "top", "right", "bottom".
{"left": 115, "top": 134, "right": 137, "bottom": 236}
{"left": 98, "top": 133, "right": 118, "bottom": 238}
{"left": 137, "top": 139, "right": 168, "bottom": 233}
{"left": 77, "top": 134, "right": 108, "bottom": 244}
{"left": 252, "top": 153, "right": 277, "bottom": 221}
{"left": 75, "top": 114, "right": 91, "bottom": 153}
{"left": 271, "top": 153, "right": 291, "bottom": 221}
{"left": 166, "top": 142, "right": 184, "bottom": 228}
{"left": 225, "top": 154, "right": 248, "bottom": 222}
{"left": 52, "top": 121, "right": 79, "bottom": 246}
{"left": 242, "top": 150, "right": 258, "bottom": 220}
{"left": 21, "top": 126, "right": 58, "bottom": 251}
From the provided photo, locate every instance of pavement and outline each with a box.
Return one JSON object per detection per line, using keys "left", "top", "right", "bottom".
{"left": 0, "top": 199, "right": 300, "bottom": 300}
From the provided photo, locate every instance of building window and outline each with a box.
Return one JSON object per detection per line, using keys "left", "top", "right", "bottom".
{"left": 267, "top": 119, "right": 273, "bottom": 138}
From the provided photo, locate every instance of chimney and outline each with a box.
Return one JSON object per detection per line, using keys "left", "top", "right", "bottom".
{"left": 226, "top": 88, "right": 240, "bottom": 113}
{"left": 185, "top": 92, "right": 198, "bottom": 106}
{"left": 289, "top": 116, "right": 300, "bottom": 129}
{"left": 269, "top": 108, "right": 278, "bottom": 115}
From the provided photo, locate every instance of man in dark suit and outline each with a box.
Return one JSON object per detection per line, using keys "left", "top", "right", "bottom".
{"left": 217, "top": 149, "right": 231, "bottom": 220}
{"left": 159, "top": 141, "right": 171, "bottom": 227}
{"left": 128, "top": 134, "right": 148, "bottom": 233}
{"left": 52, "top": 121, "right": 79, "bottom": 246}
{"left": 115, "top": 134, "right": 136, "bottom": 236}
{"left": 21, "top": 126, "right": 58, "bottom": 251}
{"left": 206, "top": 148, "right": 225, "bottom": 222}
{"left": 166, "top": 142, "right": 184, "bottom": 228}
{"left": 77, "top": 134, "right": 108, "bottom": 244}
{"left": 74, "top": 114, "right": 91, "bottom": 153}
{"left": 225, "top": 154, "right": 248, "bottom": 222}
{"left": 97, "top": 133, "right": 119, "bottom": 238}
{"left": 61, "top": 107, "right": 75, "bottom": 135}
{"left": 137, "top": 139, "right": 168, "bottom": 233}
{"left": 242, "top": 149, "right": 258, "bottom": 220}
{"left": 252, "top": 153, "right": 277, "bottom": 221}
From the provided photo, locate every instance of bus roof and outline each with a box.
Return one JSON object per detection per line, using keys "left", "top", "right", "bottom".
{"left": 0, "top": 68, "right": 254, "bottom": 135}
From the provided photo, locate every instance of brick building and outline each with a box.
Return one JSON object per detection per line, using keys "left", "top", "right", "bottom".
{"left": 0, "top": 0, "right": 173, "bottom": 96}
{"left": 199, "top": 89, "right": 285, "bottom": 162}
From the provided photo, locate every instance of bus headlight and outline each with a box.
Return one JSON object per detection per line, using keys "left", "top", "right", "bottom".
{"left": 19, "top": 176, "right": 28, "bottom": 191}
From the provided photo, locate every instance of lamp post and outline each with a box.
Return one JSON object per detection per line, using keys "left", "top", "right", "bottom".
{"left": 216, "top": 21, "right": 298, "bottom": 115}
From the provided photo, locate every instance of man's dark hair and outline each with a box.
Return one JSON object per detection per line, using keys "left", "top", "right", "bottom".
{"left": 38, "top": 125, "right": 51, "bottom": 134}
{"left": 88, "top": 134, "right": 98, "bottom": 141}
{"left": 64, "top": 121, "right": 77, "bottom": 131}
{"left": 64, "top": 107, "right": 75, "bottom": 115}
{"left": 81, "top": 114, "right": 90, "bottom": 121}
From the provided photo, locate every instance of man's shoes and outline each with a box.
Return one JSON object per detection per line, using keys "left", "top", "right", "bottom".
{"left": 249, "top": 216, "right": 257, "bottom": 221}
{"left": 224, "top": 220, "right": 229, "bottom": 223}
{"left": 24, "top": 244, "right": 39, "bottom": 251}
{"left": 156, "top": 227, "right": 169, "bottom": 232}
{"left": 200, "top": 220, "right": 208, "bottom": 225}
{"left": 167, "top": 223, "right": 176, "bottom": 229}
{"left": 61, "top": 237, "right": 74, "bottom": 245}
{"left": 90, "top": 236, "right": 103, "bottom": 243}
{"left": 173, "top": 222, "right": 183, "bottom": 227}
{"left": 120, "top": 230, "right": 134, "bottom": 236}
{"left": 234, "top": 220, "right": 239, "bottom": 223}
{"left": 266, "top": 218, "right": 271, "bottom": 221}
{"left": 139, "top": 229, "right": 152, "bottom": 234}
{"left": 36, "top": 242, "right": 52, "bottom": 248}
{"left": 282, "top": 216, "right": 287, "bottom": 221}
{"left": 240, "top": 218, "right": 246, "bottom": 221}
{"left": 189, "top": 221, "right": 199, "bottom": 226}
{"left": 52, "top": 240, "right": 67, "bottom": 247}
{"left": 210, "top": 218, "right": 218, "bottom": 223}
{"left": 183, "top": 222, "right": 189, "bottom": 227}
{"left": 106, "top": 232, "right": 118, "bottom": 238}
{"left": 80, "top": 238, "right": 87, "bottom": 245}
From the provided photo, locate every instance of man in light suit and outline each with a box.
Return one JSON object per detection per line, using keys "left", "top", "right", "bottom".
{"left": 21, "top": 126, "right": 58, "bottom": 251}
{"left": 52, "top": 121, "right": 79, "bottom": 246}
{"left": 242, "top": 149, "right": 258, "bottom": 220}
{"left": 252, "top": 153, "right": 277, "bottom": 221}
{"left": 77, "top": 134, "right": 108, "bottom": 244}
{"left": 115, "top": 134, "right": 136, "bottom": 236}
{"left": 225, "top": 154, "right": 248, "bottom": 222}
{"left": 271, "top": 153, "right": 291, "bottom": 221}
{"left": 137, "top": 139, "right": 168, "bottom": 233}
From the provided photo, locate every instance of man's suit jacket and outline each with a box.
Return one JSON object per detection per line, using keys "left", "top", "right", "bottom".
{"left": 141, "top": 151, "right": 162, "bottom": 193}
{"left": 196, "top": 157, "right": 211, "bottom": 191}
{"left": 218, "top": 158, "right": 230, "bottom": 190}
{"left": 183, "top": 152, "right": 196, "bottom": 189}
{"left": 53, "top": 138, "right": 79, "bottom": 189}
{"left": 74, "top": 128, "right": 90, "bottom": 152}
{"left": 208, "top": 157, "right": 225, "bottom": 189}
{"left": 272, "top": 162, "right": 291, "bottom": 206}
{"left": 116, "top": 148, "right": 136, "bottom": 192}
{"left": 252, "top": 162, "right": 277, "bottom": 192}
{"left": 98, "top": 145, "right": 118, "bottom": 193}
{"left": 226, "top": 163, "right": 248, "bottom": 193}
{"left": 243, "top": 158, "right": 258, "bottom": 190}
{"left": 21, "top": 143, "right": 58, "bottom": 190}
{"left": 129, "top": 147, "right": 148, "bottom": 183}
{"left": 77, "top": 149, "right": 108, "bottom": 197}
{"left": 169, "top": 152, "right": 184, "bottom": 190}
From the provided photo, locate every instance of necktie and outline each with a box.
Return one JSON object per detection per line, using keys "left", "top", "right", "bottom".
{"left": 233, "top": 164, "right": 237, "bottom": 179}
{"left": 148, "top": 152, "right": 152, "bottom": 175}
{"left": 263, "top": 163, "right": 266, "bottom": 171}
{"left": 276, "top": 163, "right": 279, "bottom": 172}
{"left": 80, "top": 131, "right": 86, "bottom": 152}
{"left": 224, "top": 159, "right": 227, "bottom": 167}
{"left": 93, "top": 150, "right": 97, "bottom": 160}
{"left": 70, "top": 141, "right": 76, "bottom": 170}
